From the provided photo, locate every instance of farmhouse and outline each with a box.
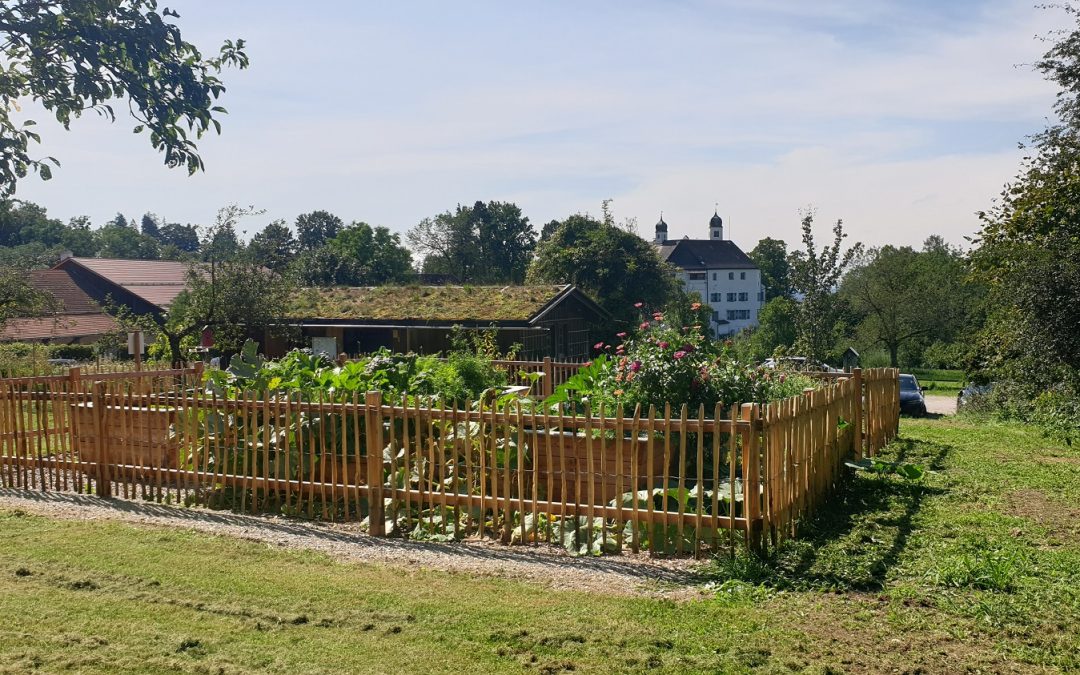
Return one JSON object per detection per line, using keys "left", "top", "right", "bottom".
{"left": 273, "top": 284, "right": 609, "bottom": 360}
{"left": 653, "top": 212, "right": 764, "bottom": 336}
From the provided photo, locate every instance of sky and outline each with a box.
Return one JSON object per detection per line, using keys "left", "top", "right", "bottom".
{"left": 13, "top": 0, "right": 1068, "bottom": 251}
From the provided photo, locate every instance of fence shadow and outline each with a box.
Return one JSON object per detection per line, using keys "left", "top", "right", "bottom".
{"left": 0, "top": 487, "right": 698, "bottom": 586}
{"left": 697, "top": 436, "right": 952, "bottom": 591}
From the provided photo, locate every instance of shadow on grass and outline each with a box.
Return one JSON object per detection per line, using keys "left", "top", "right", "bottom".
{"left": 699, "top": 436, "right": 953, "bottom": 592}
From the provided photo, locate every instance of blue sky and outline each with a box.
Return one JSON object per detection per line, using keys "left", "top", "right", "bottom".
{"left": 15, "top": 0, "right": 1064, "bottom": 250}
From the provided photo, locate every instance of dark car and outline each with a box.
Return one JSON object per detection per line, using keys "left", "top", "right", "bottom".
{"left": 899, "top": 373, "right": 927, "bottom": 416}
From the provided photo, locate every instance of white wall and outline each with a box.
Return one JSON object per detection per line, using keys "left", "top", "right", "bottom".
{"left": 677, "top": 268, "right": 764, "bottom": 336}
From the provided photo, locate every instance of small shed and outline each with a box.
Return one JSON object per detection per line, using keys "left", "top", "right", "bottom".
{"left": 271, "top": 284, "right": 610, "bottom": 360}
{"left": 842, "top": 347, "right": 860, "bottom": 371}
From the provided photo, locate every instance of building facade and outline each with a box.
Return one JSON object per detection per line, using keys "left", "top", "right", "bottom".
{"left": 654, "top": 212, "right": 764, "bottom": 337}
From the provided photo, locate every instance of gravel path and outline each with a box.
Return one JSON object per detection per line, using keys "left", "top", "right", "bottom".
{"left": 0, "top": 488, "right": 707, "bottom": 599}
{"left": 925, "top": 395, "right": 957, "bottom": 416}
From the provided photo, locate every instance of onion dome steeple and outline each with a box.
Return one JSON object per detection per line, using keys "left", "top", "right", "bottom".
{"left": 709, "top": 210, "right": 723, "bottom": 240}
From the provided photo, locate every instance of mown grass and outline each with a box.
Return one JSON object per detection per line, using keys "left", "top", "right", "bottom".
{"left": 1, "top": 417, "right": 1077, "bottom": 673}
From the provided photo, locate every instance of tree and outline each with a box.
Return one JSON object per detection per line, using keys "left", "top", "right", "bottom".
{"left": 407, "top": 201, "right": 536, "bottom": 283}
{"left": 158, "top": 222, "right": 200, "bottom": 254}
{"left": 973, "top": 5, "right": 1080, "bottom": 389}
{"left": 740, "top": 297, "right": 798, "bottom": 362}
{"left": 472, "top": 201, "right": 536, "bottom": 283}
{"left": 116, "top": 256, "right": 295, "bottom": 366}
{"left": 0, "top": 257, "right": 56, "bottom": 334}
{"left": 248, "top": 220, "right": 297, "bottom": 273}
{"left": 295, "top": 210, "right": 344, "bottom": 252}
{"left": 841, "top": 243, "right": 976, "bottom": 367}
{"left": 407, "top": 207, "right": 478, "bottom": 281}
{"left": 788, "top": 212, "right": 862, "bottom": 363}
{"left": 0, "top": 1, "right": 248, "bottom": 196}
{"left": 749, "top": 237, "right": 793, "bottom": 300}
{"left": 140, "top": 213, "right": 161, "bottom": 239}
{"left": 62, "top": 216, "right": 98, "bottom": 256}
{"left": 97, "top": 221, "right": 158, "bottom": 259}
{"left": 200, "top": 205, "right": 255, "bottom": 262}
{"left": 328, "top": 222, "right": 413, "bottom": 285}
{"left": 0, "top": 200, "right": 65, "bottom": 248}
{"left": 527, "top": 213, "right": 678, "bottom": 328}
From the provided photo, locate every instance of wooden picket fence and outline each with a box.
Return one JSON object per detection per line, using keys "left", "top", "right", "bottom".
{"left": 0, "top": 366, "right": 898, "bottom": 555}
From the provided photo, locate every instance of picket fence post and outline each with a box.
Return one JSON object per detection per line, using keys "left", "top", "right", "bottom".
{"left": 90, "top": 380, "right": 111, "bottom": 498}
{"left": 852, "top": 368, "right": 864, "bottom": 460}
{"left": 364, "top": 390, "right": 385, "bottom": 535}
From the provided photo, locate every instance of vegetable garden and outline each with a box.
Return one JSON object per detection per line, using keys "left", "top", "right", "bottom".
{"left": 0, "top": 314, "right": 899, "bottom": 556}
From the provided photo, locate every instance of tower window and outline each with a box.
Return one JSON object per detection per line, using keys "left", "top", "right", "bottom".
{"left": 728, "top": 272, "right": 734, "bottom": 280}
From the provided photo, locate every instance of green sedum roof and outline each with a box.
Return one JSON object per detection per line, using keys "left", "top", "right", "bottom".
{"left": 288, "top": 285, "right": 573, "bottom": 323}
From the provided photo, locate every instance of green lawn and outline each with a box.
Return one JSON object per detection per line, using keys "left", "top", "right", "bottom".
{"left": 1, "top": 417, "right": 1077, "bottom": 673}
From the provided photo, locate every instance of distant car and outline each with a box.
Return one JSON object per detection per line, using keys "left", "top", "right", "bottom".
{"left": 899, "top": 373, "right": 927, "bottom": 416}
{"left": 957, "top": 383, "right": 994, "bottom": 412}
{"left": 762, "top": 356, "right": 843, "bottom": 372}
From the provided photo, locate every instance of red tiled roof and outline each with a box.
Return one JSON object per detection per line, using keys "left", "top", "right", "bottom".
{"left": 27, "top": 269, "right": 101, "bottom": 314}
{"left": 62, "top": 257, "right": 193, "bottom": 309}
{"left": 0, "top": 314, "right": 119, "bottom": 341}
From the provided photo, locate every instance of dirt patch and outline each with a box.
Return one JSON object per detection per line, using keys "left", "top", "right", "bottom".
{"left": 1006, "top": 490, "right": 1080, "bottom": 541}
{"left": 0, "top": 489, "right": 704, "bottom": 600}
{"left": 1034, "top": 453, "right": 1080, "bottom": 466}
{"left": 786, "top": 594, "right": 1047, "bottom": 673}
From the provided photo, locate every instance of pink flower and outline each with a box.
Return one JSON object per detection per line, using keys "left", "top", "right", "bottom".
{"left": 658, "top": 341, "right": 669, "bottom": 349}
{"left": 691, "top": 302, "right": 701, "bottom": 310}
{"left": 674, "top": 350, "right": 688, "bottom": 360}
{"left": 652, "top": 312, "right": 664, "bottom": 321}
{"left": 584, "top": 361, "right": 593, "bottom": 367}
{"left": 616, "top": 332, "right": 627, "bottom": 338}
{"left": 594, "top": 341, "right": 604, "bottom": 350}
{"left": 630, "top": 360, "right": 642, "bottom": 372}
{"left": 634, "top": 302, "right": 643, "bottom": 308}
{"left": 640, "top": 322, "right": 650, "bottom": 330}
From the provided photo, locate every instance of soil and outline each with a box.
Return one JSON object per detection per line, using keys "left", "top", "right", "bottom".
{"left": 1005, "top": 489, "right": 1080, "bottom": 542}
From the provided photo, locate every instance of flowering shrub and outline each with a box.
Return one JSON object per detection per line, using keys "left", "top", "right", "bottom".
{"left": 550, "top": 304, "right": 817, "bottom": 416}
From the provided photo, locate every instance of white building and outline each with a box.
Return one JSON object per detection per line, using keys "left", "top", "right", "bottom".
{"left": 653, "top": 212, "right": 764, "bottom": 337}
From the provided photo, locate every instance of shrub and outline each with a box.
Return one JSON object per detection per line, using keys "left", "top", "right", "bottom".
{"left": 549, "top": 304, "right": 819, "bottom": 416}
{"left": 48, "top": 343, "right": 95, "bottom": 361}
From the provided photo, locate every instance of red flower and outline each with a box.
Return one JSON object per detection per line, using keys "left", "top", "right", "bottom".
{"left": 640, "top": 321, "right": 650, "bottom": 330}
{"left": 691, "top": 302, "right": 701, "bottom": 310}
{"left": 674, "top": 350, "right": 688, "bottom": 360}
{"left": 658, "top": 341, "right": 669, "bottom": 349}
{"left": 630, "top": 360, "right": 642, "bottom": 372}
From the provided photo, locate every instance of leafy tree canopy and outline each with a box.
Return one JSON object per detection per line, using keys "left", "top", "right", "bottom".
{"left": 295, "top": 210, "right": 343, "bottom": 252}
{"left": 407, "top": 200, "right": 535, "bottom": 283}
{"left": 788, "top": 211, "right": 862, "bottom": 364}
{"left": 749, "top": 237, "right": 793, "bottom": 300}
{"left": 527, "top": 212, "right": 678, "bottom": 329}
{"left": 0, "top": 0, "right": 247, "bottom": 196}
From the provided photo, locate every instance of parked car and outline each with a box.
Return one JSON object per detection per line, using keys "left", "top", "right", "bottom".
{"left": 957, "top": 383, "right": 994, "bottom": 412}
{"left": 762, "top": 356, "right": 843, "bottom": 373}
{"left": 899, "top": 373, "right": 927, "bottom": 416}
